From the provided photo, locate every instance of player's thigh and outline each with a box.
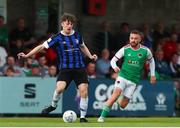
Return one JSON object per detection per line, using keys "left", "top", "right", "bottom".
{"left": 73, "top": 68, "right": 88, "bottom": 87}
{"left": 114, "top": 76, "right": 126, "bottom": 91}
{"left": 109, "top": 76, "right": 126, "bottom": 100}
{"left": 111, "top": 87, "right": 122, "bottom": 99}
{"left": 123, "top": 80, "right": 137, "bottom": 99}
{"left": 56, "top": 69, "right": 72, "bottom": 90}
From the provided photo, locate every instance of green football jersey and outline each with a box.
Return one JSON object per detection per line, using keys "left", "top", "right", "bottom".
{"left": 116, "top": 44, "right": 153, "bottom": 84}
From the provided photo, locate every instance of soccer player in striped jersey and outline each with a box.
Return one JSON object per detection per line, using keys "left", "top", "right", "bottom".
{"left": 98, "top": 30, "right": 156, "bottom": 122}
{"left": 17, "top": 13, "right": 97, "bottom": 123}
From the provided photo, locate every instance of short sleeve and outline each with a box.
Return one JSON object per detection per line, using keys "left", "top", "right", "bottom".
{"left": 43, "top": 35, "right": 60, "bottom": 49}
{"left": 76, "top": 32, "right": 84, "bottom": 45}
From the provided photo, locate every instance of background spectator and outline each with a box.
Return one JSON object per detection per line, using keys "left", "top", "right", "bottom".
{"left": 0, "top": 15, "right": 8, "bottom": 50}
{"left": 46, "top": 65, "right": 57, "bottom": 77}
{"left": 153, "top": 22, "right": 169, "bottom": 49}
{"left": 2, "top": 55, "right": 22, "bottom": 77}
{"left": 94, "top": 21, "right": 114, "bottom": 56}
{"left": 86, "top": 61, "right": 96, "bottom": 78}
{"left": 141, "top": 23, "right": 153, "bottom": 50}
{"left": 162, "top": 33, "right": 178, "bottom": 62}
{"left": 9, "top": 17, "right": 34, "bottom": 49}
{"left": 170, "top": 53, "right": 180, "bottom": 78}
{"left": 38, "top": 55, "right": 49, "bottom": 77}
{"left": 29, "top": 64, "right": 41, "bottom": 77}
{"left": 114, "top": 22, "right": 130, "bottom": 50}
{"left": 18, "top": 57, "right": 38, "bottom": 77}
{"left": 96, "top": 48, "right": 111, "bottom": 78}
{"left": 154, "top": 50, "right": 172, "bottom": 79}
{"left": 11, "top": 39, "right": 24, "bottom": 59}
{"left": 4, "top": 66, "right": 15, "bottom": 77}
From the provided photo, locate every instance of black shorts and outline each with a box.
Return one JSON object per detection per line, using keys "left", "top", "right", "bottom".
{"left": 56, "top": 68, "right": 88, "bottom": 89}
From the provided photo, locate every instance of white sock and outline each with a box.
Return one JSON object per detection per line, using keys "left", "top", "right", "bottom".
{"left": 80, "top": 97, "right": 88, "bottom": 118}
{"left": 51, "top": 90, "right": 61, "bottom": 108}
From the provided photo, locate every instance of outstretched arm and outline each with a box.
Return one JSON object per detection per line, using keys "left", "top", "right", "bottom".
{"left": 80, "top": 43, "right": 97, "bottom": 61}
{"left": 17, "top": 44, "right": 45, "bottom": 59}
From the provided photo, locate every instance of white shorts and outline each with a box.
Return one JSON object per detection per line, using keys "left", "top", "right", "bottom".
{"left": 114, "top": 76, "right": 137, "bottom": 99}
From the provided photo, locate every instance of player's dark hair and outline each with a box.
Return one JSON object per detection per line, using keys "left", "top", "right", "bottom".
{"left": 60, "top": 13, "right": 76, "bottom": 24}
{"left": 130, "top": 29, "right": 142, "bottom": 36}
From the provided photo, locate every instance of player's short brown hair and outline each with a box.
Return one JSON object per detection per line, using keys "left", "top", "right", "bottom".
{"left": 130, "top": 29, "right": 143, "bottom": 37}
{"left": 130, "top": 29, "right": 143, "bottom": 39}
{"left": 130, "top": 29, "right": 142, "bottom": 35}
{"left": 60, "top": 13, "right": 76, "bottom": 24}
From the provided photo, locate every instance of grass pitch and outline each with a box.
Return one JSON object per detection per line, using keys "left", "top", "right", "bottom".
{"left": 0, "top": 117, "right": 180, "bottom": 127}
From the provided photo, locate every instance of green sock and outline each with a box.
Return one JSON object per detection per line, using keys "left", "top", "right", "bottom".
{"left": 100, "top": 105, "right": 110, "bottom": 118}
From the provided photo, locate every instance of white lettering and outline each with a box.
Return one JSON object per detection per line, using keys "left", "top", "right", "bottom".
{"left": 132, "top": 85, "right": 144, "bottom": 102}
{"left": 93, "top": 84, "right": 147, "bottom": 111}
{"left": 95, "top": 84, "right": 107, "bottom": 101}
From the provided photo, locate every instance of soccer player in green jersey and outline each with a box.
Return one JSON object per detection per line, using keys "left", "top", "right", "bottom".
{"left": 98, "top": 30, "right": 156, "bottom": 122}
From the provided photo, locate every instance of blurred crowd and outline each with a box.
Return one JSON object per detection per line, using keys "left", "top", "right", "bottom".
{"left": 0, "top": 15, "right": 179, "bottom": 109}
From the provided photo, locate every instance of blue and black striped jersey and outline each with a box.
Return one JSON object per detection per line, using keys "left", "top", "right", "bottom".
{"left": 43, "top": 30, "right": 85, "bottom": 69}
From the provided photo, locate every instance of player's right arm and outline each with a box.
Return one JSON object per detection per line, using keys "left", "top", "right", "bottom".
{"left": 17, "top": 44, "right": 45, "bottom": 59}
{"left": 18, "top": 35, "right": 59, "bottom": 59}
{"left": 110, "top": 47, "right": 124, "bottom": 73}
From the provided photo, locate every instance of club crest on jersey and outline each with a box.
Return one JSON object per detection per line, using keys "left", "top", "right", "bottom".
{"left": 138, "top": 53, "right": 143, "bottom": 58}
{"left": 63, "top": 41, "right": 66, "bottom": 44}
{"left": 128, "top": 53, "right": 131, "bottom": 56}
{"left": 75, "top": 39, "right": 79, "bottom": 44}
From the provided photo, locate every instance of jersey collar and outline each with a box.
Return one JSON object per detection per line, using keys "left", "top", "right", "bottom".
{"left": 130, "top": 44, "right": 141, "bottom": 51}
{"left": 61, "top": 30, "right": 75, "bottom": 36}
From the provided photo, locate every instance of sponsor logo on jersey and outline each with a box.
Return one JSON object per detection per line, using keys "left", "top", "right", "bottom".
{"left": 128, "top": 60, "right": 139, "bottom": 65}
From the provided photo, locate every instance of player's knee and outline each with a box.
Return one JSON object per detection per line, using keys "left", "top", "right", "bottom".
{"left": 56, "top": 81, "right": 66, "bottom": 93}
{"left": 106, "top": 99, "right": 115, "bottom": 107}
{"left": 56, "top": 86, "right": 65, "bottom": 94}
{"left": 79, "top": 87, "right": 88, "bottom": 97}
{"left": 118, "top": 100, "right": 129, "bottom": 109}
{"left": 109, "top": 97, "right": 117, "bottom": 103}
{"left": 80, "top": 89, "right": 87, "bottom": 96}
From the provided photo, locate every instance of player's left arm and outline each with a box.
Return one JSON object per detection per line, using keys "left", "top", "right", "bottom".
{"left": 80, "top": 43, "right": 97, "bottom": 61}
{"left": 147, "top": 49, "right": 156, "bottom": 84}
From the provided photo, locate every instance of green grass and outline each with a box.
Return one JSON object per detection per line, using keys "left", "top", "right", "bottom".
{"left": 0, "top": 117, "right": 180, "bottom": 127}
